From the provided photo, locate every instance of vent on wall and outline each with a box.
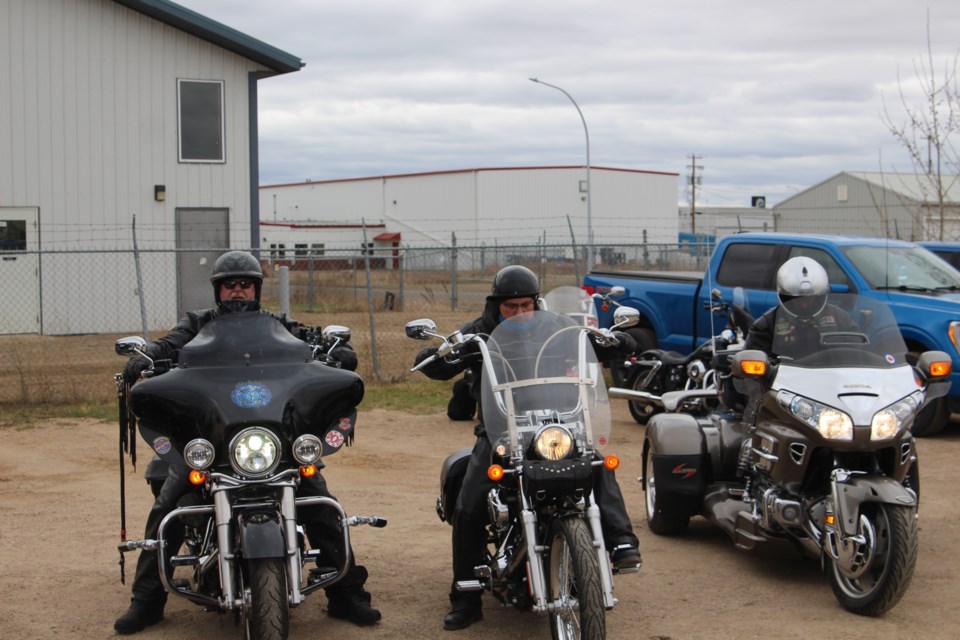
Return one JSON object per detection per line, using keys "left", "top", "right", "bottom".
{"left": 837, "top": 184, "right": 848, "bottom": 202}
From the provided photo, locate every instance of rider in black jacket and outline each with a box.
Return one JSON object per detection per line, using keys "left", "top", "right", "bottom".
{"left": 414, "top": 265, "right": 642, "bottom": 631}
{"left": 114, "top": 251, "right": 378, "bottom": 634}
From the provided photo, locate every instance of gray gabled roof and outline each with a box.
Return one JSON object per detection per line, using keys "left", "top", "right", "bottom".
{"left": 112, "top": 0, "right": 303, "bottom": 75}
{"left": 846, "top": 171, "right": 960, "bottom": 204}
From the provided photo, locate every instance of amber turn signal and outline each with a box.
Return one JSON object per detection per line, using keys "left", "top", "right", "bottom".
{"left": 188, "top": 470, "right": 207, "bottom": 485}
{"left": 604, "top": 455, "right": 620, "bottom": 470}
{"left": 300, "top": 464, "right": 317, "bottom": 477}
{"left": 824, "top": 514, "right": 835, "bottom": 526}
{"left": 740, "top": 360, "right": 767, "bottom": 376}
{"left": 487, "top": 465, "right": 505, "bottom": 481}
{"left": 930, "top": 361, "right": 952, "bottom": 378}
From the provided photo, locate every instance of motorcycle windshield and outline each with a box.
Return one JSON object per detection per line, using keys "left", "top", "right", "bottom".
{"left": 480, "top": 310, "right": 611, "bottom": 458}
{"left": 771, "top": 293, "right": 908, "bottom": 367}
{"left": 131, "top": 312, "right": 363, "bottom": 463}
{"left": 541, "top": 286, "right": 599, "bottom": 328}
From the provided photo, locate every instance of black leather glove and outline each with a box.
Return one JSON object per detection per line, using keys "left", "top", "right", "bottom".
{"left": 612, "top": 331, "right": 638, "bottom": 356}
{"left": 415, "top": 346, "right": 439, "bottom": 366}
{"left": 123, "top": 359, "right": 149, "bottom": 385}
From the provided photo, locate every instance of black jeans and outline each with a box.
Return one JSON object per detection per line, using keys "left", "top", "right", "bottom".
{"left": 448, "top": 434, "right": 638, "bottom": 605}
{"left": 129, "top": 466, "right": 368, "bottom": 604}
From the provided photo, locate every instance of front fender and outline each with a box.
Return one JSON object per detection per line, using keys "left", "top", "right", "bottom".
{"left": 834, "top": 475, "right": 917, "bottom": 537}
{"left": 238, "top": 512, "right": 286, "bottom": 559}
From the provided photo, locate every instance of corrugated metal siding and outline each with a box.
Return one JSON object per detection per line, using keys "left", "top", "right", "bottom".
{"left": 1, "top": 0, "right": 271, "bottom": 333}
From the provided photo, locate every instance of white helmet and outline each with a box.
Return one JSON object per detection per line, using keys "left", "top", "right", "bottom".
{"left": 776, "top": 256, "right": 829, "bottom": 319}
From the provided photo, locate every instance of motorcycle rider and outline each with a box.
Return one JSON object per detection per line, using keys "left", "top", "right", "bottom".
{"left": 414, "top": 265, "right": 643, "bottom": 631}
{"left": 114, "top": 250, "right": 378, "bottom": 634}
{"left": 744, "top": 256, "right": 860, "bottom": 359}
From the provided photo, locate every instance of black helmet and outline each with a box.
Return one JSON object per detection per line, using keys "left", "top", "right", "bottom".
{"left": 210, "top": 250, "right": 263, "bottom": 313}
{"left": 482, "top": 265, "right": 540, "bottom": 329}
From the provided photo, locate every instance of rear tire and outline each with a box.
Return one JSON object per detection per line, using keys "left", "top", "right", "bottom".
{"left": 545, "top": 518, "right": 605, "bottom": 640}
{"left": 626, "top": 365, "right": 663, "bottom": 425}
{"left": 643, "top": 440, "right": 690, "bottom": 534}
{"left": 828, "top": 503, "right": 918, "bottom": 616}
{"left": 245, "top": 558, "right": 289, "bottom": 640}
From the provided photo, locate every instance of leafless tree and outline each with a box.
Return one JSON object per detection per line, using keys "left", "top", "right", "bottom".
{"left": 881, "top": 12, "right": 960, "bottom": 240}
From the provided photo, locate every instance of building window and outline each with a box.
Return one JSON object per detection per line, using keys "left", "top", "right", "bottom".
{"left": 270, "top": 243, "right": 286, "bottom": 260}
{"left": 294, "top": 244, "right": 308, "bottom": 259}
{"left": 310, "top": 243, "right": 325, "bottom": 257}
{"left": 178, "top": 79, "right": 225, "bottom": 162}
{"left": 0, "top": 219, "right": 27, "bottom": 252}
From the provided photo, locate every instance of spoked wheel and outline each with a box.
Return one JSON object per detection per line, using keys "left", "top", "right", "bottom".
{"left": 828, "top": 503, "right": 918, "bottom": 616}
{"left": 643, "top": 440, "right": 690, "bottom": 535}
{"left": 627, "top": 366, "right": 663, "bottom": 425}
{"left": 243, "top": 558, "right": 289, "bottom": 640}
{"left": 545, "top": 518, "right": 605, "bottom": 640}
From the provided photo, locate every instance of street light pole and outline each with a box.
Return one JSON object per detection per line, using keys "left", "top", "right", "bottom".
{"left": 529, "top": 77, "right": 593, "bottom": 269}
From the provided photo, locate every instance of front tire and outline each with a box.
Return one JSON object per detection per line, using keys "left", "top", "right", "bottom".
{"left": 828, "top": 503, "right": 918, "bottom": 616}
{"left": 643, "top": 440, "right": 690, "bottom": 534}
{"left": 245, "top": 558, "right": 289, "bottom": 640}
{"left": 545, "top": 518, "right": 605, "bottom": 640}
{"left": 626, "top": 365, "right": 663, "bottom": 425}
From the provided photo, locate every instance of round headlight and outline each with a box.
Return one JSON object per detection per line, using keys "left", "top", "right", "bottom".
{"left": 230, "top": 428, "right": 280, "bottom": 477}
{"left": 292, "top": 434, "right": 323, "bottom": 464}
{"left": 183, "top": 438, "right": 215, "bottom": 470}
{"left": 534, "top": 425, "right": 574, "bottom": 460}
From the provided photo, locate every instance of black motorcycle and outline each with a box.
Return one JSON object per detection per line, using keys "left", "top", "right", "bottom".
{"left": 641, "top": 293, "right": 951, "bottom": 615}
{"left": 614, "top": 288, "right": 754, "bottom": 424}
{"left": 115, "top": 312, "right": 386, "bottom": 639}
{"left": 407, "top": 304, "right": 640, "bottom": 640}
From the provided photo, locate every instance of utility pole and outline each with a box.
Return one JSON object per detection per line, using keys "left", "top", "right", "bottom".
{"left": 687, "top": 154, "right": 702, "bottom": 234}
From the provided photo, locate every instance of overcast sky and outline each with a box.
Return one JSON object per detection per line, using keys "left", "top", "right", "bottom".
{"left": 176, "top": 0, "right": 960, "bottom": 208}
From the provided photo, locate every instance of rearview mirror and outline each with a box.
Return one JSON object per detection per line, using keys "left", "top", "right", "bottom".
{"left": 405, "top": 319, "right": 437, "bottom": 340}
{"left": 115, "top": 336, "right": 147, "bottom": 357}
{"left": 612, "top": 306, "right": 639, "bottom": 328}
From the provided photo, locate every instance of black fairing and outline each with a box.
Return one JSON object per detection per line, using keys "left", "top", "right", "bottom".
{"left": 131, "top": 312, "right": 364, "bottom": 466}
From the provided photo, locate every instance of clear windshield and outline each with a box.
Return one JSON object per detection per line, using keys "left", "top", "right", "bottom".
{"left": 771, "top": 293, "right": 909, "bottom": 367}
{"left": 843, "top": 245, "right": 960, "bottom": 290}
{"left": 541, "top": 286, "right": 599, "bottom": 327}
{"left": 480, "top": 310, "right": 611, "bottom": 457}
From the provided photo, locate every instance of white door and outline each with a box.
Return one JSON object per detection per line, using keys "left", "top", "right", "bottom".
{"left": 1, "top": 208, "right": 40, "bottom": 334}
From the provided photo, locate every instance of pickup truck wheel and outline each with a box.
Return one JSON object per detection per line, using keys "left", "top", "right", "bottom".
{"left": 612, "top": 328, "right": 657, "bottom": 387}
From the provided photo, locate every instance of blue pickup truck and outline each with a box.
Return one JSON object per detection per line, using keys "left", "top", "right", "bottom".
{"left": 583, "top": 232, "right": 960, "bottom": 435}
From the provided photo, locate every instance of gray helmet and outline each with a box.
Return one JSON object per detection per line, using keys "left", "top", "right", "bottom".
{"left": 777, "top": 256, "right": 828, "bottom": 319}
{"left": 210, "top": 250, "right": 263, "bottom": 312}
{"left": 482, "top": 265, "right": 540, "bottom": 328}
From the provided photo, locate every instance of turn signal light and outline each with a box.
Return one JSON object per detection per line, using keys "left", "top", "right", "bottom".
{"left": 488, "top": 465, "right": 505, "bottom": 481}
{"left": 824, "top": 514, "right": 836, "bottom": 526}
{"left": 604, "top": 455, "right": 620, "bottom": 470}
{"left": 188, "top": 470, "right": 207, "bottom": 485}
{"left": 740, "top": 360, "right": 767, "bottom": 376}
{"left": 930, "top": 361, "right": 952, "bottom": 377}
{"left": 300, "top": 464, "right": 317, "bottom": 477}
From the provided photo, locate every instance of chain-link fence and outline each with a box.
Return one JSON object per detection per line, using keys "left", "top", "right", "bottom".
{"left": 0, "top": 241, "right": 712, "bottom": 405}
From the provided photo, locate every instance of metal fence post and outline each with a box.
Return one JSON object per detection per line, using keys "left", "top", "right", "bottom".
{"left": 279, "top": 266, "right": 290, "bottom": 318}
{"left": 398, "top": 250, "right": 405, "bottom": 310}
{"left": 306, "top": 255, "right": 315, "bottom": 312}
{"left": 451, "top": 232, "right": 458, "bottom": 311}
{"left": 361, "top": 220, "right": 381, "bottom": 381}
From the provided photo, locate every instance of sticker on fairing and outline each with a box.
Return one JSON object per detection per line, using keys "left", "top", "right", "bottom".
{"left": 325, "top": 431, "right": 345, "bottom": 449}
{"left": 338, "top": 417, "right": 353, "bottom": 431}
{"left": 152, "top": 436, "right": 172, "bottom": 455}
{"left": 885, "top": 354, "right": 897, "bottom": 364}
{"left": 231, "top": 381, "right": 272, "bottom": 408}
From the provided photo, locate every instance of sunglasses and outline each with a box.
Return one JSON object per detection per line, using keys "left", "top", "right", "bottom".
{"left": 500, "top": 300, "right": 536, "bottom": 312}
{"left": 221, "top": 279, "right": 255, "bottom": 290}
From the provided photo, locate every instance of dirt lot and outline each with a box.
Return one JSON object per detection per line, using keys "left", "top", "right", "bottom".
{"left": 1, "top": 404, "right": 959, "bottom": 640}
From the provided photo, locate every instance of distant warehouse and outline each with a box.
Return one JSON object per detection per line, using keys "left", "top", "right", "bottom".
{"left": 258, "top": 166, "right": 680, "bottom": 268}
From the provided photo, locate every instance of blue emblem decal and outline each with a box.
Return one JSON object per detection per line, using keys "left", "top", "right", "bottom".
{"left": 153, "top": 437, "right": 172, "bottom": 455}
{"left": 232, "top": 381, "right": 272, "bottom": 408}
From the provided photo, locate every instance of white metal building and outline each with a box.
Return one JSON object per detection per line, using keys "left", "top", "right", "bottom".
{"left": 773, "top": 171, "right": 960, "bottom": 241}
{"left": 258, "top": 166, "right": 680, "bottom": 258}
{"left": 0, "top": 0, "right": 301, "bottom": 335}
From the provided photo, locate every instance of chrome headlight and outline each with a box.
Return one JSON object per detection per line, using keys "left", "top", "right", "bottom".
{"left": 230, "top": 427, "right": 281, "bottom": 477}
{"left": 183, "top": 438, "right": 215, "bottom": 470}
{"left": 292, "top": 434, "right": 323, "bottom": 464}
{"left": 533, "top": 425, "right": 574, "bottom": 460}
{"left": 778, "top": 391, "right": 853, "bottom": 441}
{"left": 871, "top": 392, "right": 922, "bottom": 440}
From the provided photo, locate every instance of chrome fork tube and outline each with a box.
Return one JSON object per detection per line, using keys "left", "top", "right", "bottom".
{"left": 518, "top": 484, "right": 548, "bottom": 612}
{"left": 281, "top": 485, "right": 303, "bottom": 605}
{"left": 585, "top": 497, "right": 617, "bottom": 609}
{"left": 213, "top": 488, "right": 239, "bottom": 608}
